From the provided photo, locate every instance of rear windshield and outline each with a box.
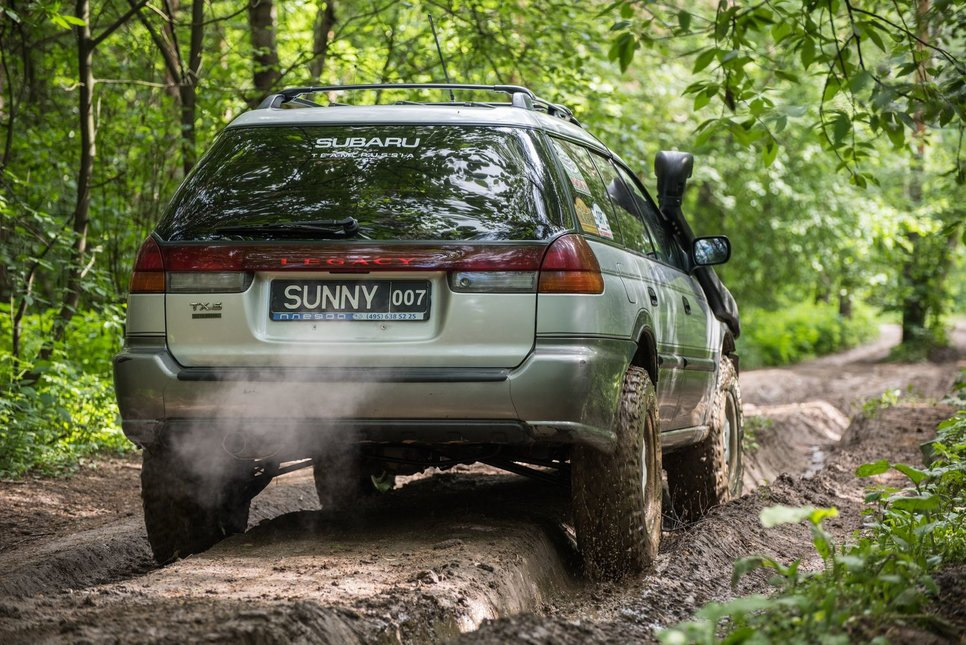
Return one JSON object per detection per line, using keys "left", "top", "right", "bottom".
{"left": 157, "top": 125, "right": 566, "bottom": 241}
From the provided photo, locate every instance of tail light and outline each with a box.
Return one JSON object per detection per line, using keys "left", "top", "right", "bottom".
{"left": 129, "top": 237, "right": 252, "bottom": 294}
{"left": 538, "top": 234, "right": 604, "bottom": 294}
{"left": 129, "top": 237, "right": 165, "bottom": 293}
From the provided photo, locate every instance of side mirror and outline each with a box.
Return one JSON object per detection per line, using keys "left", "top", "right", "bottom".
{"left": 654, "top": 151, "right": 694, "bottom": 212}
{"left": 693, "top": 236, "right": 731, "bottom": 266}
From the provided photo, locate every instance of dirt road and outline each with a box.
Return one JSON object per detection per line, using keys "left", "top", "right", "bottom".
{"left": 1, "top": 324, "right": 963, "bottom": 643}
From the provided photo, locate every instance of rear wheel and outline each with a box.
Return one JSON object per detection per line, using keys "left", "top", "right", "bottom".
{"left": 141, "top": 446, "right": 251, "bottom": 564}
{"left": 571, "top": 366, "right": 662, "bottom": 580}
{"left": 664, "top": 356, "right": 743, "bottom": 523}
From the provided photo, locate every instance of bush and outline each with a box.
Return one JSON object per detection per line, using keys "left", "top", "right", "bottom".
{"left": 737, "top": 301, "right": 878, "bottom": 369}
{"left": 0, "top": 304, "right": 131, "bottom": 478}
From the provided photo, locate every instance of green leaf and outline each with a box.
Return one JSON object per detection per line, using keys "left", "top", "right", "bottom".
{"left": 823, "top": 79, "right": 841, "bottom": 102}
{"left": 856, "top": 459, "right": 890, "bottom": 477}
{"left": 693, "top": 48, "right": 717, "bottom": 73}
{"left": 616, "top": 32, "right": 637, "bottom": 72}
{"left": 893, "top": 463, "right": 928, "bottom": 485}
{"left": 677, "top": 10, "right": 691, "bottom": 32}
{"left": 849, "top": 70, "right": 873, "bottom": 94}
{"left": 760, "top": 505, "right": 813, "bottom": 527}
{"left": 731, "top": 556, "right": 768, "bottom": 587}
{"left": 801, "top": 36, "right": 816, "bottom": 68}
{"left": 834, "top": 554, "right": 866, "bottom": 571}
{"left": 889, "top": 494, "right": 940, "bottom": 512}
{"left": 832, "top": 112, "right": 851, "bottom": 144}
{"left": 762, "top": 140, "right": 778, "bottom": 167}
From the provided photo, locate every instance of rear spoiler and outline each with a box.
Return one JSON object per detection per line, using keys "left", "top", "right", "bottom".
{"left": 654, "top": 151, "right": 741, "bottom": 339}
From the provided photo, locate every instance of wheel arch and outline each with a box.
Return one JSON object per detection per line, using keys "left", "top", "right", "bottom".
{"left": 722, "top": 328, "right": 738, "bottom": 374}
{"left": 630, "top": 315, "right": 659, "bottom": 386}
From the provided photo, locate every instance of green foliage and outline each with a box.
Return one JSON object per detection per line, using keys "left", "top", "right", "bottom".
{"left": 861, "top": 388, "right": 902, "bottom": 419}
{"left": 0, "top": 305, "right": 130, "bottom": 478}
{"left": 741, "top": 415, "right": 772, "bottom": 454}
{"left": 606, "top": 1, "right": 965, "bottom": 186}
{"left": 660, "top": 403, "right": 966, "bottom": 643}
{"left": 737, "top": 302, "right": 877, "bottom": 369}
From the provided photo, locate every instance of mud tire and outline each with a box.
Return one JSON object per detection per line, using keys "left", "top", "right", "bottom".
{"left": 571, "top": 366, "right": 662, "bottom": 580}
{"left": 664, "top": 356, "right": 743, "bottom": 523}
{"left": 141, "top": 447, "right": 251, "bottom": 564}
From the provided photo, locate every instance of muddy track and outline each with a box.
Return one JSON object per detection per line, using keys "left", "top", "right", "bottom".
{"left": 1, "top": 324, "right": 963, "bottom": 643}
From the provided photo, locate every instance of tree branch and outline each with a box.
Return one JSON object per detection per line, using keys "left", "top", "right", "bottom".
{"left": 91, "top": 0, "right": 150, "bottom": 48}
{"left": 128, "top": 0, "right": 183, "bottom": 82}
{"left": 852, "top": 5, "right": 961, "bottom": 69}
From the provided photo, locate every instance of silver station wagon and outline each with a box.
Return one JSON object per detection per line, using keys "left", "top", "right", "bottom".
{"left": 114, "top": 83, "right": 743, "bottom": 577}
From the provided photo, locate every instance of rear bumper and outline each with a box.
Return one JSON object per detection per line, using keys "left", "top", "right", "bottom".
{"left": 113, "top": 337, "right": 635, "bottom": 453}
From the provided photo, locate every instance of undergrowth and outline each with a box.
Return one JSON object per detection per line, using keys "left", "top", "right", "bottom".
{"left": 737, "top": 302, "right": 877, "bottom": 369}
{"left": 0, "top": 305, "right": 130, "bottom": 478}
{"left": 742, "top": 415, "right": 773, "bottom": 454}
{"left": 660, "top": 376, "right": 966, "bottom": 643}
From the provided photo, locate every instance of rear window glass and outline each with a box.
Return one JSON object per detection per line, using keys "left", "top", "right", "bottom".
{"left": 157, "top": 125, "right": 566, "bottom": 241}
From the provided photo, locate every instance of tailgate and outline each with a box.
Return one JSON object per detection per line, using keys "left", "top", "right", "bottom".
{"left": 163, "top": 242, "right": 544, "bottom": 369}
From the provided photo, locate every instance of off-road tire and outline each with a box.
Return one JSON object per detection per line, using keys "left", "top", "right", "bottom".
{"left": 571, "top": 366, "right": 662, "bottom": 580}
{"left": 313, "top": 449, "right": 380, "bottom": 509}
{"left": 664, "top": 356, "right": 743, "bottom": 524}
{"left": 141, "top": 447, "right": 251, "bottom": 564}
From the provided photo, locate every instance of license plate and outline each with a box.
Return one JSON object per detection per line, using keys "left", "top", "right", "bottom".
{"left": 270, "top": 280, "right": 431, "bottom": 322}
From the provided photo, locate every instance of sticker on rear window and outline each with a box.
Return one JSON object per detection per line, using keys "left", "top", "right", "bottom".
{"left": 575, "top": 198, "right": 599, "bottom": 236}
{"left": 316, "top": 137, "right": 420, "bottom": 149}
{"left": 552, "top": 141, "right": 590, "bottom": 195}
{"left": 591, "top": 203, "right": 614, "bottom": 240}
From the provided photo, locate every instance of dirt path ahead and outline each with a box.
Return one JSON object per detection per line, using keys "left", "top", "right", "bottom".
{"left": 0, "top": 324, "right": 962, "bottom": 643}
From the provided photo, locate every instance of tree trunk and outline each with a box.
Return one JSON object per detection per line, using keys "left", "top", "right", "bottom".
{"left": 309, "top": 1, "right": 337, "bottom": 82}
{"left": 179, "top": 0, "right": 205, "bottom": 175}
{"left": 249, "top": 0, "right": 281, "bottom": 100}
{"left": 899, "top": 0, "right": 930, "bottom": 346}
{"left": 44, "top": 0, "right": 95, "bottom": 356}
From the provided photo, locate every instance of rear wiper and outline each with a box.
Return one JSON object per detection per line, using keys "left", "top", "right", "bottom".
{"left": 215, "top": 217, "right": 360, "bottom": 238}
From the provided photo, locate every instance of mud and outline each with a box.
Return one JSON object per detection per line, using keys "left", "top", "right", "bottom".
{"left": 0, "top": 323, "right": 963, "bottom": 643}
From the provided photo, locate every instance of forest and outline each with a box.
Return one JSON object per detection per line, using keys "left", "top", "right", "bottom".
{"left": 0, "top": 0, "right": 963, "bottom": 472}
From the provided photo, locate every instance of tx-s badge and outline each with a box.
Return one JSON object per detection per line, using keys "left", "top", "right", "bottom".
{"left": 190, "top": 302, "right": 222, "bottom": 319}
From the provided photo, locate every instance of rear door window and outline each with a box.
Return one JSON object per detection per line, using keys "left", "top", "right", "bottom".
{"left": 549, "top": 138, "right": 620, "bottom": 243}
{"left": 157, "top": 125, "right": 566, "bottom": 241}
{"left": 593, "top": 159, "right": 656, "bottom": 256}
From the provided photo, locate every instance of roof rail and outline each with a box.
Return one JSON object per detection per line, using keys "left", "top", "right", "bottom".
{"left": 262, "top": 83, "right": 582, "bottom": 127}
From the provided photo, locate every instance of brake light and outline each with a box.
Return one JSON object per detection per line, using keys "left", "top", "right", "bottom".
{"left": 129, "top": 238, "right": 254, "bottom": 293}
{"left": 129, "top": 237, "right": 165, "bottom": 293}
{"left": 538, "top": 234, "right": 604, "bottom": 294}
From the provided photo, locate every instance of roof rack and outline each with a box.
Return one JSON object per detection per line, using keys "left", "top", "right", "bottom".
{"left": 258, "top": 83, "right": 582, "bottom": 127}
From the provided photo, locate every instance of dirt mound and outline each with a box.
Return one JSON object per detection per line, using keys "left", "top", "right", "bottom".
{"left": 0, "top": 467, "right": 320, "bottom": 598}
{"left": 742, "top": 400, "right": 848, "bottom": 491}
{"left": 0, "top": 470, "right": 576, "bottom": 643}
